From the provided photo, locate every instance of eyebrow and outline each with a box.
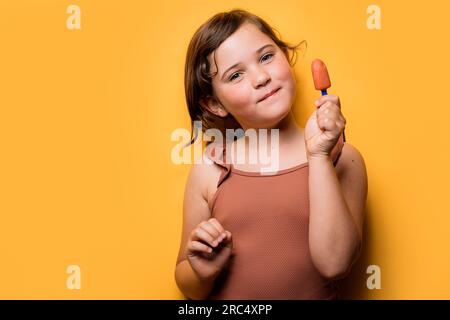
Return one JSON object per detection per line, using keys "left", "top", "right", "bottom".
{"left": 220, "top": 44, "right": 275, "bottom": 80}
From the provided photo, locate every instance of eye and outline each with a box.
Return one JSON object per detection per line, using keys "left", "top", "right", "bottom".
{"left": 229, "top": 72, "right": 242, "bottom": 81}
{"left": 261, "top": 52, "right": 274, "bottom": 62}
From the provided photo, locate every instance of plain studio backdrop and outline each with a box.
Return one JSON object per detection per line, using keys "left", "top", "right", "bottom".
{"left": 0, "top": 0, "right": 449, "bottom": 299}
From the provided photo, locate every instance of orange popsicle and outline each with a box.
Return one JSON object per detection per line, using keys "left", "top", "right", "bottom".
{"left": 311, "top": 59, "right": 331, "bottom": 94}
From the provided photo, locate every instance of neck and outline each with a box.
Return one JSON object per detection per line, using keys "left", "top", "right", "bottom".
{"left": 272, "top": 111, "right": 302, "bottom": 147}
{"left": 226, "top": 111, "right": 305, "bottom": 168}
{"left": 236, "top": 111, "right": 303, "bottom": 149}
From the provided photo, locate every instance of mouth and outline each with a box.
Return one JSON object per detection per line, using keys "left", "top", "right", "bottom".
{"left": 258, "top": 87, "right": 281, "bottom": 103}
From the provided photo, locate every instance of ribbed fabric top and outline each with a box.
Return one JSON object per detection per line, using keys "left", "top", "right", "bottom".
{"left": 205, "top": 139, "right": 345, "bottom": 300}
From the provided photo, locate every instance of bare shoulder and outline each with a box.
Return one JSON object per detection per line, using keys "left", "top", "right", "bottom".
{"left": 184, "top": 147, "right": 224, "bottom": 213}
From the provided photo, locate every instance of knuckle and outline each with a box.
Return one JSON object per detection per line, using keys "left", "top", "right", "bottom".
{"left": 194, "top": 228, "right": 202, "bottom": 237}
{"left": 192, "top": 240, "right": 199, "bottom": 248}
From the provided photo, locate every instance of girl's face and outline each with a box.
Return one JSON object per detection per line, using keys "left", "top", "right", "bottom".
{"left": 205, "top": 22, "right": 297, "bottom": 130}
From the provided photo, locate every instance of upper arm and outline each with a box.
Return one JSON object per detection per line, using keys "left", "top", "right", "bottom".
{"left": 175, "top": 162, "right": 218, "bottom": 266}
{"left": 335, "top": 143, "right": 368, "bottom": 242}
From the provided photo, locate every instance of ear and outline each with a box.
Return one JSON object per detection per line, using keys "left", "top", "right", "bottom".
{"left": 200, "top": 96, "right": 229, "bottom": 118}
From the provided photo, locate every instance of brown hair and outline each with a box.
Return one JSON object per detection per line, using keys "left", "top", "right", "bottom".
{"left": 184, "top": 8, "right": 306, "bottom": 146}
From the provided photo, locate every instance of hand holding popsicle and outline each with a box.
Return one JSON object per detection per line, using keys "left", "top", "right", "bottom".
{"left": 304, "top": 59, "right": 346, "bottom": 159}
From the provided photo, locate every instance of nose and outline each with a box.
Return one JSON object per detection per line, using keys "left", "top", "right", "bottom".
{"left": 252, "top": 66, "right": 271, "bottom": 89}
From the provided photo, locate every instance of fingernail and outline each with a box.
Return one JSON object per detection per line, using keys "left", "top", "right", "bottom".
{"left": 213, "top": 241, "right": 218, "bottom": 247}
{"left": 314, "top": 100, "right": 320, "bottom": 106}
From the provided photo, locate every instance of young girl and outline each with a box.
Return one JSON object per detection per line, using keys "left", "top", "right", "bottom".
{"left": 175, "top": 9, "right": 368, "bottom": 300}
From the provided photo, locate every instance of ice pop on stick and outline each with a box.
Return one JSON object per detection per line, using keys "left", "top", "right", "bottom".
{"left": 311, "top": 59, "right": 331, "bottom": 96}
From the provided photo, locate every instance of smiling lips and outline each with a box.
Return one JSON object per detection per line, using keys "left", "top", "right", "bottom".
{"left": 258, "top": 88, "right": 280, "bottom": 102}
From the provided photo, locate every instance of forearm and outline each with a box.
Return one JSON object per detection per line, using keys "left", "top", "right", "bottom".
{"left": 175, "top": 260, "right": 216, "bottom": 300}
{"left": 308, "top": 156, "right": 361, "bottom": 279}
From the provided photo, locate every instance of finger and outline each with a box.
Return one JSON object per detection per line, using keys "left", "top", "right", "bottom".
{"left": 335, "top": 120, "right": 346, "bottom": 131}
{"left": 208, "top": 219, "right": 227, "bottom": 243}
{"left": 315, "top": 96, "right": 336, "bottom": 107}
{"left": 208, "top": 218, "right": 226, "bottom": 237}
{"left": 317, "top": 102, "right": 333, "bottom": 117}
{"left": 318, "top": 116, "right": 339, "bottom": 133}
{"left": 199, "top": 221, "right": 221, "bottom": 239}
{"left": 317, "top": 103, "right": 339, "bottom": 121}
{"left": 191, "top": 227, "right": 218, "bottom": 248}
{"left": 222, "top": 230, "right": 233, "bottom": 247}
{"left": 318, "top": 105, "right": 339, "bottom": 124}
{"left": 318, "top": 101, "right": 342, "bottom": 116}
{"left": 332, "top": 113, "right": 346, "bottom": 128}
{"left": 315, "top": 94, "right": 340, "bottom": 108}
{"left": 188, "top": 240, "right": 213, "bottom": 254}
{"left": 201, "top": 221, "right": 227, "bottom": 245}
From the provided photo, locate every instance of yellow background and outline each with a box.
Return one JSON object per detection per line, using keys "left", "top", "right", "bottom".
{"left": 1, "top": 0, "right": 449, "bottom": 299}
